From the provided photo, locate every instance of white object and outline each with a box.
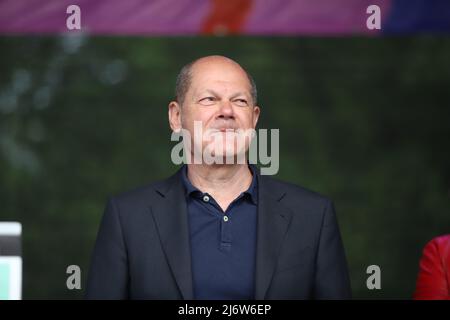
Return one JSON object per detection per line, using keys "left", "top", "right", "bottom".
{"left": 0, "top": 222, "right": 22, "bottom": 300}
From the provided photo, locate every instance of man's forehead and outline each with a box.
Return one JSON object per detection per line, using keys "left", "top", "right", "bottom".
{"left": 192, "top": 60, "right": 247, "bottom": 78}
{"left": 189, "top": 62, "right": 251, "bottom": 91}
{"left": 191, "top": 55, "right": 241, "bottom": 69}
{"left": 191, "top": 81, "right": 252, "bottom": 97}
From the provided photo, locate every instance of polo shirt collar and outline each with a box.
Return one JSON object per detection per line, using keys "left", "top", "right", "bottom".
{"left": 181, "top": 164, "right": 258, "bottom": 205}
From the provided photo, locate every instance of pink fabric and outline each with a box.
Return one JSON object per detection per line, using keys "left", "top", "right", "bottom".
{"left": 0, "top": 0, "right": 210, "bottom": 35}
{"left": 0, "top": 0, "right": 390, "bottom": 35}
{"left": 244, "top": 0, "right": 391, "bottom": 35}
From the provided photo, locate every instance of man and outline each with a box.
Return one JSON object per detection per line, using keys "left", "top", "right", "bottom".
{"left": 86, "top": 55, "right": 351, "bottom": 299}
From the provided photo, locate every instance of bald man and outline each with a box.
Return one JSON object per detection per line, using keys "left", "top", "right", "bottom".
{"left": 86, "top": 56, "right": 351, "bottom": 300}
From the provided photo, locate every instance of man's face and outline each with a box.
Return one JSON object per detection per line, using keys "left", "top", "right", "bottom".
{"left": 172, "top": 58, "right": 260, "bottom": 162}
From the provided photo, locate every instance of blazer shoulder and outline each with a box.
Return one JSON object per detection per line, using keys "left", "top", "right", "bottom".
{"left": 108, "top": 170, "right": 179, "bottom": 209}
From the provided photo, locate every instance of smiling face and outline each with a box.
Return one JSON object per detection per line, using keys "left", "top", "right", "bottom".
{"left": 169, "top": 56, "right": 260, "bottom": 163}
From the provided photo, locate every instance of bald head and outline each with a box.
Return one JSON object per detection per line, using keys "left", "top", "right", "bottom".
{"left": 175, "top": 55, "right": 257, "bottom": 106}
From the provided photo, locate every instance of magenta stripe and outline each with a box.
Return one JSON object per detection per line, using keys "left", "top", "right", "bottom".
{"left": 0, "top": 0, "right": 211, "bottom": 35}
{"left": 244, "top": 0, "right": 392, "bottom": 35}
{"left": 0, "top": 0, "right": 391, "bottom": 35}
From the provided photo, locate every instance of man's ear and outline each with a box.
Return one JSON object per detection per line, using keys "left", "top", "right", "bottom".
{"left": 253, "top": 105, "right": 261, "bottom": 128}
{"left": 168, "top": 101, "right": 182, "bottom": 132}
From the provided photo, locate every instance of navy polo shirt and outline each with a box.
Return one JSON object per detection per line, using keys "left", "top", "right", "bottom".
{"left": 181, "top": 165, "right": 258, "bottom": 300}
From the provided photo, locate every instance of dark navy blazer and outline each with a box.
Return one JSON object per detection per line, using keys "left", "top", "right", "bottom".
{"left": 86, "top": 166, "right": 351, "bottom": 299}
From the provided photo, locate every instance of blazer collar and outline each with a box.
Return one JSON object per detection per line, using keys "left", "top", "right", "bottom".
{"left": 254, "top": 171, "right": 293, "bottom": 299}
{"left": 150, "top": 168, "right": 194, "bottom": 299}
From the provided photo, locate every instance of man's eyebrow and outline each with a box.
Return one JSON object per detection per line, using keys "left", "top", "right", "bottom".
{"left": 197, "top": 90, "right": 250, "bottom": 100}
{"left": 198, "top": 89, "right": 220, "bottom": 97}
{"left": 230, "top": 92, "right": 250, "bottom": 100}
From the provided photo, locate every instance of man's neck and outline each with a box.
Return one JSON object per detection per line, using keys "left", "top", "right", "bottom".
{"left": 186, "top": 163, "right": 253, "bottom": 211}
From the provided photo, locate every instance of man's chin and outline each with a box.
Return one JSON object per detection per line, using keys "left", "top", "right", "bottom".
{"left": 203, "top": 149, "right": 248, "bottom": 164}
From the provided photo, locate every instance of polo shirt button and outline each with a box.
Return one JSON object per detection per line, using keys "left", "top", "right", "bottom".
{"left": 202, "top": 195, "right": 210, "bottom": 202}
{"left": 223, "top": 216, "right": 229, "bottom": 222}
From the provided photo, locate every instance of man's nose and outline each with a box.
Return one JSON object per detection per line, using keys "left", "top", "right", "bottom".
{"left": 218, "top": 100, "right": 234, "bottom": 118}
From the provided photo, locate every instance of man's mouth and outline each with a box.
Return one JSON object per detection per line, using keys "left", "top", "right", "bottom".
{"left": 219, "top": 128, "right": 235, "bottom": 132}
{"left": 208, "top": 127, "right": 237, "bottom": 133}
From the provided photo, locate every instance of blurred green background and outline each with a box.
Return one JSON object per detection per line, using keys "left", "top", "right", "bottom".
{"left": 0, "top": 36, "right": 449, "bottom": 299}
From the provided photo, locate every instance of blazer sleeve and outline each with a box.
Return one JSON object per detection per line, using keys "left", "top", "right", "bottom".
{"left": 85, "top": 197, "right": 129, "bottom": 299}
{"left": 313, "top": 200, "right": 352, "bottom": 299}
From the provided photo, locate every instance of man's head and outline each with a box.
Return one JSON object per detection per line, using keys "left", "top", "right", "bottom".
{"left": 175, "top": 56, "right": 258, "bottom": 107}
{"left": 168, "top": 55, "right": 260, "bottom": 162}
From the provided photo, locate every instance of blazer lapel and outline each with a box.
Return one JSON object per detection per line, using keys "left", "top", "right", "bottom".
{"left": 150, "top": 168, "right": 194, "bottom": 300}
{"left": 254, "top": 173, "right": 293, "bottom": 300}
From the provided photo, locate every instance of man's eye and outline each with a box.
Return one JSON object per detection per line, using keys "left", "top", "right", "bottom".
{"left": 234, "top": 99, "right": 248, "bottom": 106}
{"left": 199, "top": 97, "right": 216, "bottom": 104}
